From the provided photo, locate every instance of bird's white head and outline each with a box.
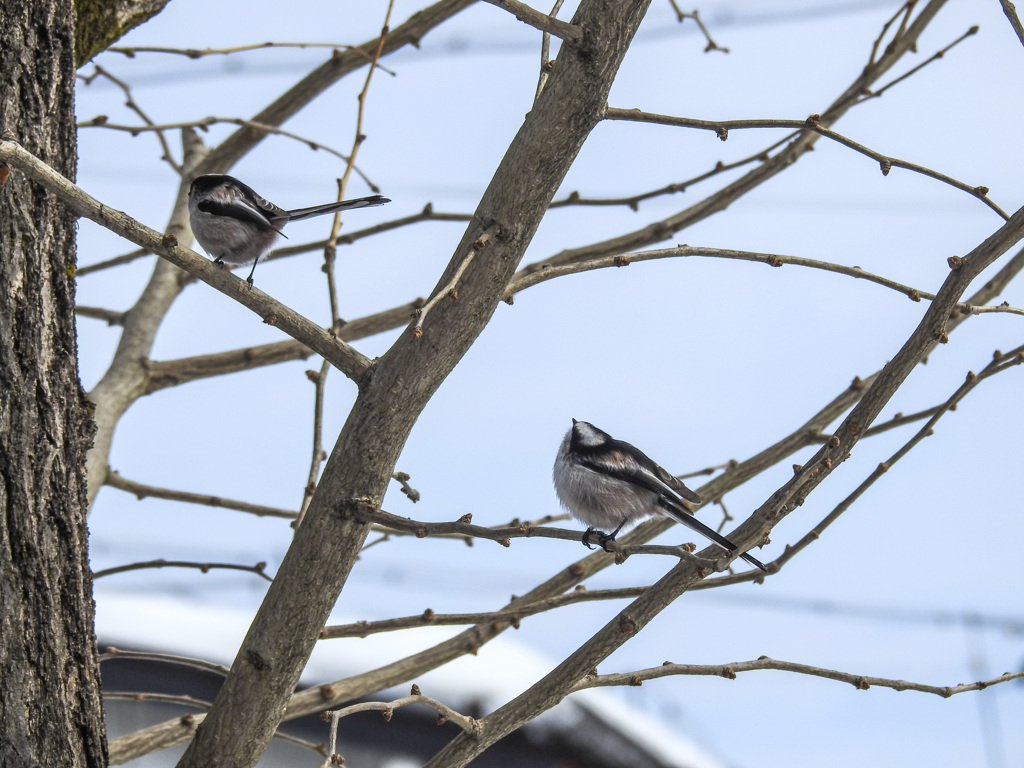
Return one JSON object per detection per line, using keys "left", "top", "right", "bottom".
{"left": 569, "top": 419, "right": 610, "bottom": 448}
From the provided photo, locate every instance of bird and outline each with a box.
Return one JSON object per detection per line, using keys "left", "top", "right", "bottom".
{"left": 187, "top": 173, "right": 390, "bottom": 285}
{"left": 553, "top": 419, "right": 767, "bottom": 572}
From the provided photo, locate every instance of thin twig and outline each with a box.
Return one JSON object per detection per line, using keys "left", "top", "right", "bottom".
{"left": 548, "top": 133, "right": 789, "bottom": 211}
{"left": 866, "top": 1, "right": 917, "bottom": 70}
{"left": 603, "top": 109, "right": 1006, "bottom": 220}
{"left": 323, "top": 688, "right": 481, "bottom": 737}
{"left": 77, "top": 115, "right": 377, "bottom": 191}
{"left": 100, "top": 647, "right": 231, "bottom": 678}
{"left": 76, "top": 248, "right": 152, "bottom": 276}
{"left": 505, "top": 245, "right": 1024, "bottom": 317}
{"left": 319, "top": 710, "right": 343, "bottom": 767}
{"left": 574, "top": 657, "right": 1024, "bottom": 698}
{"left": 104, "top": 691, "right": 212, "bottom": 710}
{"left": 298, "top": 3, "right": 396, "bottom": 531}
{"left": 342, "top": 507, "right": 742, "bottom": 569}
{"left": 665, "top": 3, "right": 728, "bottom": 52}
{"left": 104, "top": 692, "right": 326, "bottom": 755}
{"left": 105, "top": 471, "right": 298, "bottom": 519}
{"left": 75, "top": 305, "right": 128, "bottom": 325}
{"left": 321, "top": 587, "right": 646, "bottom": 639}
{"left": 534, "top": 0, "right": 565, "bottom": 102}
{"left": 93, "top": 558, "right": 273, "bottom": 582}
{"left": 258, "top": 206, "right": 470, "bottom": 263}
{"left": 390, "top": 472, "right": 421, "bottom": 502}
{"left": 866, "top": 25, "right": 978, "bottom": 100}
{"left": 296, "top": 360, "right": 331, "bottom": 530}
{"left": 141, "top": 303, "right": 425, "bottom": 396}
{"left": 412, "top": 224, "right": 500, "bottom": 338}
{"left": 108, "top": 41, "right": 396, "bottom": 75}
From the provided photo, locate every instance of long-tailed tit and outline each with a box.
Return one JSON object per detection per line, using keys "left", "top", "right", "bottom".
{"left": 553, "top": 419, "right": 767, "bottom": 571}
{"left": 187, "top": 174, "right": 390, "bottom": 285}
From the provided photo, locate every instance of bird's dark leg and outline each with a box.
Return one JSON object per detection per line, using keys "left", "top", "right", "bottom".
{"left": 596, "top": 517, "right": 629, "bottom": 552}
{"left": 245, "top": 259, "right": 258, "bottom": 286}
{"left": 583, "top": 517, "right": 630, "bottom": 551}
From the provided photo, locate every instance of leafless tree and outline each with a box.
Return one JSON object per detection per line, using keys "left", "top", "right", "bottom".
{"left": 2, "top": 1, "right": 1023, "bottom": 767}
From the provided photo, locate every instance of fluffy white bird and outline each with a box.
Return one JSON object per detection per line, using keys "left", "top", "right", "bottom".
{"left": 188, "top": 173, "right": 389, "bottom": 284}
{"left": 554, "top": 419, "right": 766, "bottom": 571}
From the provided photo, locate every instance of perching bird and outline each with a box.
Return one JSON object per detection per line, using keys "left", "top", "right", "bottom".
{"left": 187, "top": 173, "right": 390, "bottom": 285}
{"left": 553, "top": 419, "right": 767, "bottom": 571}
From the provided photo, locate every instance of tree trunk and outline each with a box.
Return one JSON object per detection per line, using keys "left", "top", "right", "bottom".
{"left": 0, "top": 1, "right": 107, "bottom": 766}
{"left": 175, "top": 1, "right": 651, "bottom": 766}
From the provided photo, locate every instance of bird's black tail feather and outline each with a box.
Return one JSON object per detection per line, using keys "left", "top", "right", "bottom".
{"left": 285, "top": 195, "right": 391, "bottom": 222}
{"left": 660, "top": 501, "right": 767, "bottom": 572}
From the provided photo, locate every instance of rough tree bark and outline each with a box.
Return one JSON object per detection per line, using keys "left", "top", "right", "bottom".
{"left": 0, "top": 1, "right": 107, "bottom": 767}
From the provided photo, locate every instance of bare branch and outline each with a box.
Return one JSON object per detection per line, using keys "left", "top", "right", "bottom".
{"left": 575, "top": 657, "right": 1024, "bottom": 697}
{"left": 413, "top": 224, "right": 500, "bottom": 338}
{"left": 727, "top": 214, "right": 1024, "bottom": 586}
{"left": 144, "top": 344, "right": 316, "bottom": 395}
{"left": 105, "top": 692, "right": 326, "bottom": 756}
{"left": 82, "top": 129, "right": 207, "bottom": 508}
{"left": 296, "top": 359, "right": 332, "bottom": 530}
{"left": 603, "top": 109, "right": 1007, "bottom": 219}
{"left": 665, "top": 3, "right": 728, "bottom": 52}
{"left": 1000, "top": 0, "right": 1024, "bottom": 48}
{"left": 93, "top": 558, "right": 273, "bottom": 582}
{"left": 75, "top": 305, "right": 127, "bottom": 325}
{"left": 390, "top": 472, "right": 421, "bottom": 503}
{"left": 506, "top": 3, "right": 960, "bottom": 278}
{"left": 76, "top": 247, "right": 151, "bottom": 276}
{"left": 507, "top": 246, "right": 1024, "bottom": 320}
{"left": 78, "top": 115, "right": 376, "bottom": 189}
{"left": 354, "top": 507, "right": 580, "bottom": 545}
{"left": 108, "top": 41, "right": 396, "bottom": 74}
{"left": 321, "top": 587, "right": 648, "bottom": 639}
{"left": 548, "top": 134, "right": 788, "bottom": 210}
{"left": 105, "top": 471, "right": 298, "bottom": 519}
{"left": 868, "top": 24, "right": 978, "bottom": 100}
{"left": 323, "top": 687, "right": 481, "bottom": 738}
{"left": 104, "top": 691, "right": 212, "bottom": 710}
{"left": 100, "top": 647, "right": 231, "bottom": 678}
{"left": 534, "top": 0, "right": 565, "bottom": 101}
{"left": 481, "top": 0, "right": 583, "bottom": 44}
{"left": 140, "top": 301, "right": 426, "bottom": 394}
